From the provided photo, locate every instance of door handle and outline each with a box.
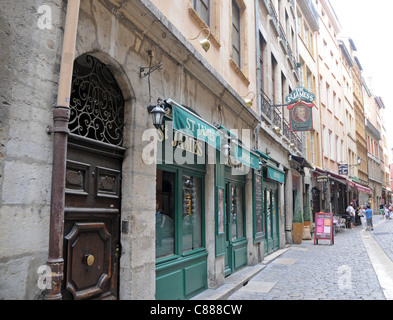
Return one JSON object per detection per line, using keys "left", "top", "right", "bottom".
{"left": 85, "top": 254, "right": 95, "bottom": 267}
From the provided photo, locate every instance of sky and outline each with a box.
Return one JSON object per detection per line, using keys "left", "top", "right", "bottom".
{"left": 329, "top": 0, "right": 393, "bottom": 162}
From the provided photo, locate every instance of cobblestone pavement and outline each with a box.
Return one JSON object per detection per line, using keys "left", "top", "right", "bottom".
{"left": 228, "top": 215, "right": 393, "bottom": 300}
{"left": 371, "top": 217, "right": 393, "bottom": 263}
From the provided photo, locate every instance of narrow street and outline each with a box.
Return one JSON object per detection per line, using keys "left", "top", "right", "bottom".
{"left": 227, "top": 215, "right": 393, "bottom": 300}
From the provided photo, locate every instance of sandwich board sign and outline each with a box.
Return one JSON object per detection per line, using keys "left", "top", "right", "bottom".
{"left": 314, "top": 212, "right": 334, "bottom": 246}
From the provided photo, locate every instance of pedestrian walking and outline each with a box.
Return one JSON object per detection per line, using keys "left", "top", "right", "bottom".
{"left": 359, "top": 204, "right": 367, "bottom": 229}
{"left": 365, "top": 204, "right": 374, "bottom": 231}
{"left": 389, "top": 205, "right": 393, "bottom": 220}
{"left": 346, "top": 202, "right": 356, "bottom": 229}
{"left": 385, "top": 205, "right": 390, "bottom": 220}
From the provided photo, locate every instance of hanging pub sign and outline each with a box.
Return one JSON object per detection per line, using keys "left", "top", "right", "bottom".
{"left": 285, "top": 87, "right": 315, "bottom": 132}
{"left": 285, "top": 86, "right": 316, "bottom": 105}
{"left": 287, "top": 101, "right": 314, "bottom": 131}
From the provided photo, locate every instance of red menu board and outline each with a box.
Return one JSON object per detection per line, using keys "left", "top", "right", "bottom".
{"left": 314, "top": 212, "right": 334, "bottom": 246}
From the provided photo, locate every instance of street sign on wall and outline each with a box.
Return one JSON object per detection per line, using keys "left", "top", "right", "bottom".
{"left": 338, "top": 164, "right": 348, "bottom": 175}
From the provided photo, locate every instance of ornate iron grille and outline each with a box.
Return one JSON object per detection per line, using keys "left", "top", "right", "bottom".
{"left": 69, "top": 54, "right": 124, "bottom": 146}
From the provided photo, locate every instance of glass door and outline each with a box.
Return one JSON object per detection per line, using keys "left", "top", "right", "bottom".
{"left": 264, "top": 180, "right": 279, "bottom": 254}
{"left": 225, "top": 182, "right": 246, "bottom": 275}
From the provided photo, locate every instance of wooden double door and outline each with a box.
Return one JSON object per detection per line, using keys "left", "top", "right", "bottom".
{"left": 61, "top": 54, "right": 126, "bottom": 299}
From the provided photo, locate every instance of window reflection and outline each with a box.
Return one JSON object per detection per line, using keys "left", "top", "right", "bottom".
{"left": 156, "top": 170, "right": 203, "bottom": 259}
{"left": 182, "top": 175, "right": 202, "bottom": 253}
{"left": 156, "top": 170, "right": 175, "bottom": 259}
{"left": 230, "top": 185, "right": 244, "bottom": 240}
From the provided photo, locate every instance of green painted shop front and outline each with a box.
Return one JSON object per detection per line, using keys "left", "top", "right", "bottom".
{"left": 215, "top": 145, "right": 260, "bottom": 277}
{"left": 155, "top": 164, "right": 207, "bottom": 300}
{"left": 253, "top": 160, "right": 284, "bottom": 256}
{"left": 154, "top": 111, "right": 209, "bottom": 300}
{"left": 153, "top": 101, "right": 284, "bottom": 299}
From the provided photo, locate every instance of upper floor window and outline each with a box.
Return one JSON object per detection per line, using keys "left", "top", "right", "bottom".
{"left": 231, "top": 0, "right": 241, "bottom": 67}
{"left": 193, "top": 0, "right": 210, "bottom": 26}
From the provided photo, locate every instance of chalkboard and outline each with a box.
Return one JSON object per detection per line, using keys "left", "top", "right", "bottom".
{"left": 314, "top": 212, "right": 334, "bottom": 245}
{"left": 255, "top": 173, "right": 263, "bottom": 234}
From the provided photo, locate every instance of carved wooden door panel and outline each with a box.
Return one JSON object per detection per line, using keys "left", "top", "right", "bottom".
{"left": 62, "top": 54, "right": 125, "bottom": 300}
{"left": 63, "top": 135, "right": 124, "bottom": 300}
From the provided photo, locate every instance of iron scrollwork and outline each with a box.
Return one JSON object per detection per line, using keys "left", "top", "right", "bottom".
{"left": 69, "top": 54, "right": 124, "bottom": 146}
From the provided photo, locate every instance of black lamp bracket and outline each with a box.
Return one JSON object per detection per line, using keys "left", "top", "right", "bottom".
{"left": 140, "top": 62, "right": 163, "bottom": 78}
{"left": 140, "top": 50, "right": 162, "bottom": 78}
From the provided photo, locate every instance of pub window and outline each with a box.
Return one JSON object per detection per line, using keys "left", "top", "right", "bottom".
{"left": 156, "top": 168, "right": 204, "bottom": 259}
{"left": 156, "top": 170, "right": 176, "bottom": 259}
{"left": 231, "top": 0, "right": 241, "bottom": 67}
{"left": 193, "top": 0, "right": 210, "bottom": 26}
{"left": 182, "top": 175, "right": 203, "bottom": 252}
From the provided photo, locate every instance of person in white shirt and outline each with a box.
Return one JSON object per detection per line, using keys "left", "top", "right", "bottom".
{"left": 359, "top": 205, "right": 366, "bottom": 229}
{"left": 346, "top": 202, "right": 356, "bottom": 229}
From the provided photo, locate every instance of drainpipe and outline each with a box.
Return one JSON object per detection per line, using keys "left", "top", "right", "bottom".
{"left": 254, "top": 0, "right": 262, "bottom": 149}
{"left": 45, "top": 0, "right": 80, "bottom": 300}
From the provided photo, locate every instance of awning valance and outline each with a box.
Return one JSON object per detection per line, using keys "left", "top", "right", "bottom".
{"left": 347, "top": 178, "right": 371, "bottom": 194}
{"left": 233, "top": 143, "right": 260, "bottom": 170}
{"left": 290, "top": 155, "right": 314, "bottom": 169}
{"left": 354, "top": 183, "right": 371, "bottom": 194}
{"left": 167, "top": 99, "right": 221, "bottom": 150}
{"left": 166, "top": 98, "right": 260, "bottom": 170}
{"left": 266, "top": 163, "right": 285, "bottom": 183}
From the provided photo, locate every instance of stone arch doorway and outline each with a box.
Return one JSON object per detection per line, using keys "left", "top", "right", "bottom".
{"left": 62, "top": 54, "right": 126, "bottom": 300}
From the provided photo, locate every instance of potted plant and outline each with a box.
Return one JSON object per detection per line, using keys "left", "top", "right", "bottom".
{"left": 292, "top": 190, "right": 304, "bottom": 244}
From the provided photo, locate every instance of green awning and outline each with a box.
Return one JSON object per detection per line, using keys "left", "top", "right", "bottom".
{"left": 233, "top": 143, "right": 260, "bottom": 170}
{"left": 253, "top": 149, "right": 271, "bottom": 160}
{"left": 266, "top": 163, "right": 285, "bottom": 183}
{"left": 167, "top": 98, "right": 260, "bottom": 170}
{"left": 170, "top": 101, "right": 221, "bottom": 150}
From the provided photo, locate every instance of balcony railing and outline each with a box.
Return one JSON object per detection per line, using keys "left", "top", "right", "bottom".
{"left": 261, "top": 90, "right": 273, "bottom": 120}
{"left": 283, "top": 118, "right": 291, "bottom": 140}
{"left": 260, "top": 89, "right": 303, "bottom": 153}
{"left": 365, "top": 119, "right": 381, "bottom": 140}
{"left": 273, "top": 108, "right": 282, "bottom": 129}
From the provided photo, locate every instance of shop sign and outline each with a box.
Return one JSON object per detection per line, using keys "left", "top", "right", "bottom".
{"left": 156, "top": 121, "right": 206, "bottom": 165}
{"left": 314, "top": 212, "right": 334, "bottom": 246}
{"left": 233, "top": 143, "right": 260, "bottom": 171}
{"left": 285, "top": 86, "right": 315, "bottom": 104}
{"left": 338, "top": 164, "right": 348, "bottom": 175}
{"left": 287, "top": 101, "right": 314, "bottom": 132}
{"left": 172, "top": 105, "right": 221, "bottom": 150}
{"left": 316, "top": 175, "right": 328, "bottom": 183}
{"left": 266, "top": 164, "right": 285, "bottom": 183}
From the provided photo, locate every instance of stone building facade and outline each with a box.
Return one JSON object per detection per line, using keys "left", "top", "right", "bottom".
{"left": 1, "top": 0, "right": 302, "bottom": 300}
{"left": 1, "top": 0, "right": 390, "bottom": 301}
